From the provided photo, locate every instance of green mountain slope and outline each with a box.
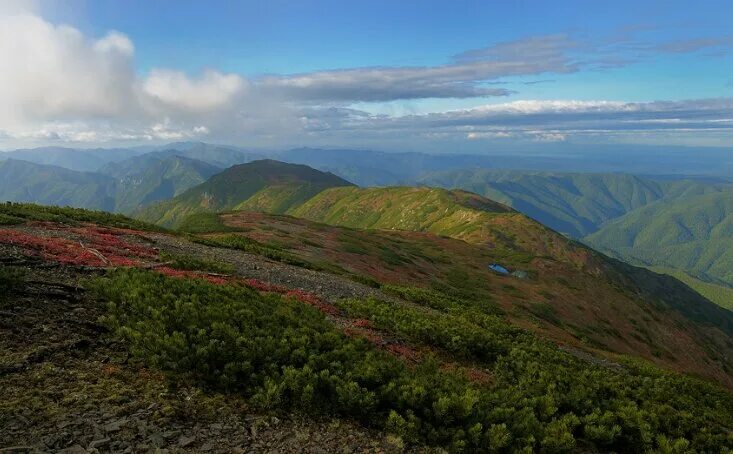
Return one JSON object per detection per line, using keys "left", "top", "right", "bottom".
{"left": 100, "top": 155, "right": 221, "bottom": 213}
{"left": 585, "top": 190, "right": 733, "bottom": 286}
{"left": 287, "top": 185, "right": 613, "bottom": 271}
{"left": 135, "top": 160, "right": 354, "bottom": 227}
{"left": 0, "top": 159, "right": 117, "bottom": 211}
{"left": 417, "top": 169, "right": 725, "bottom": 237}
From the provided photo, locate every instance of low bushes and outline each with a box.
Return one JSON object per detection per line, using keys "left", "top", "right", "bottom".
{"left": 92, "top": 269, "right": 733, "bottom": 452}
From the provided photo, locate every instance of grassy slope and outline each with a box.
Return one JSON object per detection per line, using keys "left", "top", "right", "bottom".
{"left": 288, "top": 185, "right": 601, "bottom": 270}
{"left": 585, "top": 190, "right": 733, "bottom": 286}
{"left": 0, "top": 202, "right": 165, "bottom": 232}
{"left": 4, "top": 202, "right": 733, "bottom": 451}
{"left": 135, "top": 160, "right": 354, "bottom": 228}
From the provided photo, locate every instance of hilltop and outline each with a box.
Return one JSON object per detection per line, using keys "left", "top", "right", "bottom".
{"left": 157, "top": 163, "right": 733, "bottom": 385}
{"left": 135, "top": 160, "right": 353, "bottom": 227}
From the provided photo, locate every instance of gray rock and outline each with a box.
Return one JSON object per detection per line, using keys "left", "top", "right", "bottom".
{"left": 58, "top": 445, "right": 87, "bottom": 454}
{"left": 103, "top": 418, "right": 127, "bottom": 433}
{"left": 88, "top": 438, "right": 111, "bottom": 449}
{"left": 178, "top": 435, "right": 196, "bottom": 447}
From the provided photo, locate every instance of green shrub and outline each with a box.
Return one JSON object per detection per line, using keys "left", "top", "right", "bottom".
{"left": 0, "top": 202, "right": 163, "bottom": 231}
{"left": 0, "top": 266, "right": 25, "bottom": 302}
{"left": 92, "top": 269, "right": 733, "bottom": 452}
{"left": 0, "top": 213, "right": 24, "bottom": 225}
{"left": 178, "top": 213, "right": 240, "bottom": 234}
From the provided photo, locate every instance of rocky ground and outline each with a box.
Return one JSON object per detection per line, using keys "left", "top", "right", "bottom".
{"left": 147, "top": 233, "right": 397, "bottom": 304}
{"left": 0, "top": 241, "right": 416, "bottom": 453}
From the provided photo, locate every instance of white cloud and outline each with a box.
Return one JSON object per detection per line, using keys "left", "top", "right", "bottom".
{"left": 468, "top": 100, "right": 631, "bottom": 115}
{"left": 94, "top": 31, "right": 134, "bottom": 56}
{"left": 143, "top": 69, "right": 245, "bottom": 112}
{"left": 0, "top": 0, "right": 39, "bottom": 15}
{"left": 0, "top": 14, "right": 138, "bottom": 124}
{"left": 467, "top": 131, "right": 514, "bottom": 140}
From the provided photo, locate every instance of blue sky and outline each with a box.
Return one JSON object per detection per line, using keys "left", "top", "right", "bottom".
{"left": 59, "top": 0, "right": 733, "bottom": 100}
{"left": 1, "top": 0, "right": 732, "bottom": 151}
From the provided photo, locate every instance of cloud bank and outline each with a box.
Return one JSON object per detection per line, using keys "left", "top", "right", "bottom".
{"left": 0, "top": 9, "right": 732, "bottom": 149}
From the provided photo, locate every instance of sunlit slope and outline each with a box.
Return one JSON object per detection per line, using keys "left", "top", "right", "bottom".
{"left": 288, "top": 185, "right": 601, "bottom": 270}
{"left": 135, "top": 160, "right": 353, "bottom": 227}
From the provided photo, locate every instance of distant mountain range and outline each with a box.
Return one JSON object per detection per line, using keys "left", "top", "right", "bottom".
{"left": 417, "top": 169, "right": 729, "bottom": 237}
{"left": 0, "top": 146, "right": 146, "bottom": 172}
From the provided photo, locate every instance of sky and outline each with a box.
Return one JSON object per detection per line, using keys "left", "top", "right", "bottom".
{"left": 1, "top": 0, "right": 733, "bottom": 152}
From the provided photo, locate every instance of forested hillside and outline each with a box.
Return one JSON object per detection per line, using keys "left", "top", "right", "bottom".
{"left": 585, "top": 190, "right": 733, "bottom": 286}
{"left": 0, "top": 159, "right": 117, "bottom": 211}
{"left": 417, "top": 169, "right": 727, "bottom": 237}
{"left": 99, "top": 154, "right": 221, "bottom": 213}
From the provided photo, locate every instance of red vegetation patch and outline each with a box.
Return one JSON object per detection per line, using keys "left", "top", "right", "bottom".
{"left": 386, "top": 343, "right": 421, "bottom": 363}
{"left": 156, "top": 267, "right": 230, "bottom": 285}
{"left": 284, "top": 289, "right": 340, "bottom": 316}
{"left": 69, "top": 225, "right": 157, "bottom": 259}
{"left": 242, "top": 278, "right": 288, "bottom": 293}
{"left": 239, "top": 278, "right": 340, "bottom": 316}
{"left": 343, "top": 319, "right": 421, "bottom": 363}
{"left": 343, "top": 326, "right": 385, "bottom": 345}
{"left": 352, "top": 318, "right": 373, "bottom": 328}
{"left": 0, "top": 229, "right": 142, "bottom": 267}
{"left": 0, "top": 223, "right": 157, "bottom": 268}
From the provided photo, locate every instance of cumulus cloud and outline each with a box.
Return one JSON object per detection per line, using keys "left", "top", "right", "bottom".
{"left": 0, "top": 14, "right": 138, "bottom": 124}
{"left": 0, "top": 11, "right": 250, "bottom": 144}
{"left": 143, "top": 70, "right": 245, "bottom": 112}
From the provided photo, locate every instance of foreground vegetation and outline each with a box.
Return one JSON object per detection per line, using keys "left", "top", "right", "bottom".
{"left": 93, "top": 269, "right": 733, "bottom": 452}
{"left": 0, "top": 202, "right": 163, "bottom": 231}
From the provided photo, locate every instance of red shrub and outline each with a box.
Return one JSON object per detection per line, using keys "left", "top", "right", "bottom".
{"left": 386, "top": 343, "right": 420, "bottom": 363}
{"left": 156, "top": 267, "right": 230, "bottom": 285}
{"left": 352, "top": 318, "right": 373, "bottom": 328}
{"left": 242, "top": 278, "right": 287, "bottom": 293}
{"left": 0, "top": 226, "right": 155, "bottom": 267}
